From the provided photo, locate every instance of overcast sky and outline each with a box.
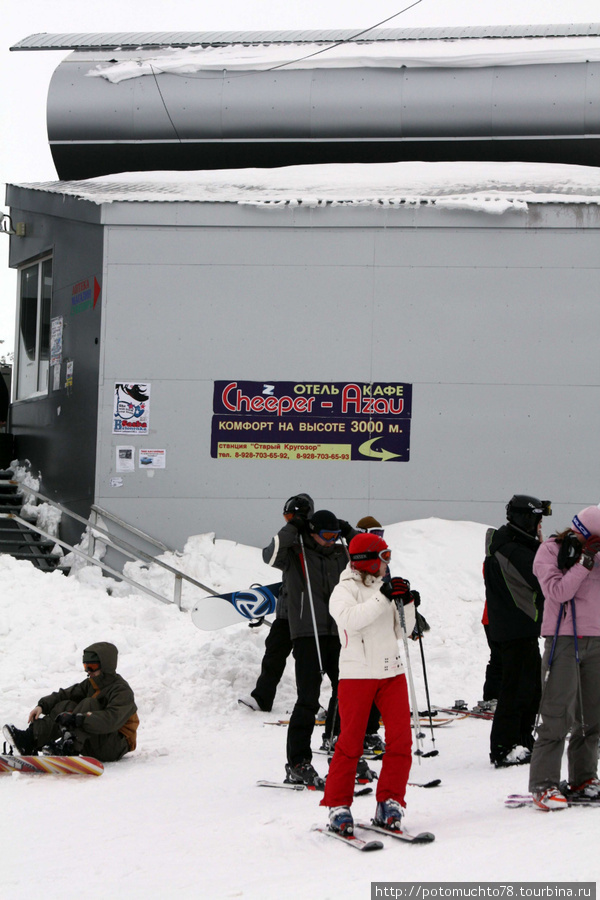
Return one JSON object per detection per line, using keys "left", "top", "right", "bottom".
{"left": 2, "top": 0, "right": 600, "bottom": 353}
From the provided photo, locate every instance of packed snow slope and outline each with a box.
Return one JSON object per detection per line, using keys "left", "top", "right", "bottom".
{"left": 0, "top": 518, "right": 596, "bottom": 900}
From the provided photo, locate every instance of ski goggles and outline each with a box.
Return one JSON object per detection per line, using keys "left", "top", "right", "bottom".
{"left": 84, "top": 662, "right": 100, "bottom": 674}
{"left": 351, "top": 548, "right": 392, "bottom": 564}
{"left": 366, "top": 527, "right": 385, "bottom": 538}
{"left": 316, "top": 529, "right": 341, "bottom": 542}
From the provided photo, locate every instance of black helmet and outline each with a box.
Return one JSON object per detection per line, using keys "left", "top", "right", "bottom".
{"left": 506, "top": 495, "right": 552, "bottom": 535}
{"left": 283, "top": 493, "right": 314, "bottom": 519}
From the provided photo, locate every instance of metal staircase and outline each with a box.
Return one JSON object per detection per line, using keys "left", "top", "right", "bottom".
{"left": 0, "top": 469, "right": 64, "bottom": 571}
{"left": 0, "top": 470, "right": 217, "bottom": 608}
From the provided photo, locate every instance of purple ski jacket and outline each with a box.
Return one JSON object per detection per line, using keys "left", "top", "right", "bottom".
{"left": 533, "top": 537, "right": 600, "bottom": 637}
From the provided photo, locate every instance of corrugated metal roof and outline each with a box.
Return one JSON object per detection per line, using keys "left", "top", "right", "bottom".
{"left": 11, "top": 24, "right": 600, "bottom": 51}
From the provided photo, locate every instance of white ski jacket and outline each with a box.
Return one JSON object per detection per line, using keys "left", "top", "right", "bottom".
{"left": 329, "top": 565, "right": 416, "bottom": 680}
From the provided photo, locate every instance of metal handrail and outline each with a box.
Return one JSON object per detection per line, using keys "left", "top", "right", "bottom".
{"left": 89, "top": 503, "right": 170, "bottom": 552}
{"left": 1, "top": 480, "right": 218, "bottom": 608}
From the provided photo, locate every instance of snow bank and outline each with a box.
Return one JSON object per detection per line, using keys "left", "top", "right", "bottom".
{"left": 0, "top": 517, "right": 596, "bottom": 898}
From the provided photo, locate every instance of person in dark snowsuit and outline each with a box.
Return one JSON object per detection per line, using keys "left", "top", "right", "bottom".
{"left": 238, "top": 493, "right": 314, "bottom": 713}
{"left": 483, "top": 495, "right": 551, "bottom": 767}
{"left": 262, "top": 508, "right": 357, "bottom": 787}
{"left": 3, "top": 642, "right": 138, "bottom": 762}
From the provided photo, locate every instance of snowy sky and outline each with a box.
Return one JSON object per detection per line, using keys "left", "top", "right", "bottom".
{"left": 2, "top": 0, "right": 600, "bottom": 352}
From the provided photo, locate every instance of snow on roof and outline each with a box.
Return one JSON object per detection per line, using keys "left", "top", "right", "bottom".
{"left": 12, "top": 161, "right": 600, "bottom": 215}
{"left": 84, "top": 36, "right": 600, "bottom": 82}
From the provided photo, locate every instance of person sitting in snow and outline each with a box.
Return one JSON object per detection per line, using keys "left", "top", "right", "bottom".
{"left": 3, "top": 642, "right": 138, "bottom": 761}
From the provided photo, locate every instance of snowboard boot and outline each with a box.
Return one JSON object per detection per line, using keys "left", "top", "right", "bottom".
{"left": 532, "top": 787, "right": 568, "bottom": 811}
{"left": 373, "top": 798, "right": 404, "bottom": 831}
{"left": 237, "top": 695, "right": 263, "bottom": 712}
{"left": 3, "top": 723, "right": 37, "bottom": 756}
{"left": 284, "top": 760, "right": 325, "bottom": 790}
{"left": 491, "top": 744, "right": 531, "bottom": 768}
{"left": 363, "top": 733, "right": 385, "bottom": 756}
{"left": 44, "top": 731, "right": 81, "bottom": 757}
{"left": 328, "top": 806, "right": 354, "bottom": 835}
{"left": 356, "top": 758, "right": 378, "bottom": 784}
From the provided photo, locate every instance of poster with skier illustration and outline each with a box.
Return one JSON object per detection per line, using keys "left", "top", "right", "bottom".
{"left": 113, "top": 383, "right": 151, "bottom": 435}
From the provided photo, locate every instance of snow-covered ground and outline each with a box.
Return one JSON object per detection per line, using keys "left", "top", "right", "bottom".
{"left": 0, "top": 517, "right": 596, "bottom": 899}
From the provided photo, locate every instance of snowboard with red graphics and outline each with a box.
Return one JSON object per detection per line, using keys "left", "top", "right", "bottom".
{"left": 0, "top": 755, "right": 104, "bottom": 775}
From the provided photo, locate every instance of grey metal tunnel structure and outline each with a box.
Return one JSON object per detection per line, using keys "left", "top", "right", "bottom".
{"left": 11, "top": 25, "right": 600, "bottom": 179}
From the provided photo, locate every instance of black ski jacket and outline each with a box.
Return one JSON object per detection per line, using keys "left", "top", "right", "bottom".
{"left": 262, "top": 521, "right": 356, "bottom": 641}
{"left": 483, "top": 524, "right": 544, "bottom": 642}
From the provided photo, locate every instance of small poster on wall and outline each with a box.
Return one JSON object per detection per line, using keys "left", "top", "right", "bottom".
{"left": 139, "top": 449, "right": 166, "bottom": 469}
{"left": 50, "top": 317, "right": 63, "bottom": 366}
{"left": 113, "top": 383, "right": 151, "bottom": 435}
{"left": 116, "top": 446, "right": 135, "bottom": 473}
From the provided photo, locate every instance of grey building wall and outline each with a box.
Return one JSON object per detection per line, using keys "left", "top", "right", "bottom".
{"left": 84, "top": 199, "right": 600, "bottom": 549}
{"left": 7, "top": 188, "right": 103, "bottom": 544}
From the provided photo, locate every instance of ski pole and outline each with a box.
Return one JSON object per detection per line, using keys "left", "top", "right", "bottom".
{"left": 571, "top": 599, "right": 586, "bottom": 732}
{"left": 534, "top": 601, "right": 565, "bottom": 738}
{"left": 395, "top": 597, "right": 427, "bottom": 762}
{"left": 298, "top": 533, "right": 325, "bottom": 676}
{"left": 415, "top": 612, "right": 436, "bottom": 751}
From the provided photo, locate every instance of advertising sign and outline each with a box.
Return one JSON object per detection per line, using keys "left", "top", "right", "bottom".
{"left": 113, "top": 383, "right": 151, "bottom": 435}
{"left": 211, "top": 380, "right": 412, "bottom": 462}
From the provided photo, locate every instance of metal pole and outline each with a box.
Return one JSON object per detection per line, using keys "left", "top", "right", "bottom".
{"left": 298, "top": 533, "right": 325, "bottom": 675}
{"left": 395, "top": 597, "right": 425, "bottom": 762}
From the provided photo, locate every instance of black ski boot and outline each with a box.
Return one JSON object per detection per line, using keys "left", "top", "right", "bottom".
{"left": 356, "top": 758, "right": 378, "bottom": 783}
{"left": 284, "top": 760, "right": 325, "bottom": 790}
{"left": 2, "top": 724, "right": 37, "bottom": 756}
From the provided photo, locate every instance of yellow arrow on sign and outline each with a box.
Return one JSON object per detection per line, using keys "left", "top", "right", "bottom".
{"left": 358, "top": 438, "right": 402, "bottom": 461}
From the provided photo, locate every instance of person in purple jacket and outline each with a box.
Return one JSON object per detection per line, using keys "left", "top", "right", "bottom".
{"left": 528, "top": 505, "right": 600, "bottom": 810}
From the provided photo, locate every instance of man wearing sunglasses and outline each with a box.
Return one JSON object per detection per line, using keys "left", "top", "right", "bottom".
{"left": 3, "top": 642, "right": 138, "bottom": 762}
{"left": 263, "top": 507, "right": 357, "bottom": 788}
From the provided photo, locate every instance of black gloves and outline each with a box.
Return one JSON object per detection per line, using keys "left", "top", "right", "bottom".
{"left": 337, "top": 519, "right": 353, "bottom": 539}
{"left": 380, "top": 577, "right": 411, "bottom": 603}
{"left": 288, "top": 515, "right": 308, "bottom": 533}
{"left": 557, "top": 532, "right": 582, "bottom": 570}
{"left": 55, "top": 712, "right": 85, "bottom": 730}
{"left": 409, "top": 589, "right": 421, "bottom": 608}
{"left": 579, "top": 535, "right": 600, "bottom": 570}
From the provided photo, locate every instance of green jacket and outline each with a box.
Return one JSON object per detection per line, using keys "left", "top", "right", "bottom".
{"left": 38, "top": 642, "right": 138, "bottom": 746}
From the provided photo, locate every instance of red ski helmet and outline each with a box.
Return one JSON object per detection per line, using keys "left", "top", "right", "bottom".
{"left": 349, "top": 532, "right": 390, "bottom": 574}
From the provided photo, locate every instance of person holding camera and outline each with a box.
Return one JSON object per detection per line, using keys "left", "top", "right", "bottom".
{"left": 262, "top": 506, "right": 356, "bottom": 788}
{"left": 528, "top": 505, "right": 600, "bottom": 810}
{"left": 483, "top": 494, "right": 551, "bottom": 768}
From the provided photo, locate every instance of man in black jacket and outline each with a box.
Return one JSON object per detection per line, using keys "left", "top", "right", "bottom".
{"left": 262, "top": 508, "right": 356, "bottom": 787}
{"left": 484, "top": 495, "right": 551, "bottom": 767}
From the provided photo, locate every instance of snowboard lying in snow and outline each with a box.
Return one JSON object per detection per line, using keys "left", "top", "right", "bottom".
{"left": 191, "top": 582, "right": 282, "bottom": 630}
{"left": 0, "top": 755, "right": 104, "bottom": 776}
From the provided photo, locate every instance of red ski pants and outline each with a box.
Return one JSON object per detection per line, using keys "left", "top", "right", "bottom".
{"left": 321, "top": 674, "right": 412, "bottom": 808}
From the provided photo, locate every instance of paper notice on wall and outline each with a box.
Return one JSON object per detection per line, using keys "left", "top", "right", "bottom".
{"left": 50, "top": 317, "right": 63, "bottom": 366}
{"left": 65, "top": 360, "right": 74, "bottom": 389}
{"left": 113, "top": 383, "right": 151, "bottom": 435}
{"left": 52, "top": 364, "right": 61, "bottom": 391}
{"left": 139, "top": 449, "right": 166, "bottom": 469}
{"left": 116, "top": 445, "right": 135, "bottom": 473}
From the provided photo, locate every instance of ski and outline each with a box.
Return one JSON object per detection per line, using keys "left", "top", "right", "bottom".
{"left": 265, "top": 719, "right": 326, "bottom": 727}
{"left": 312, "top": 825, "right": 383, "bottom": 852}
{"left": 505, "top": 793, "right": 600, "bottom": 809}
{"left": 434, "top": 705, "right": 493, "bottom": 721}
{"left": 0, "top": 755, "right": 104, "bottom": 776}
{"left": 410, "top": 779, "right": 441, "bottom": 789}
{"left": 257, "top": 780, "right": 372, "bottom": 796}
{"left": 356, "top": 821, "right": 436, "bottom": 843}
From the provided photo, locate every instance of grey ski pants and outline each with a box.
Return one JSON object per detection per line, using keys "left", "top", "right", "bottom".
{"left": 528, "top": 635, "right": 600, "bottom": 792}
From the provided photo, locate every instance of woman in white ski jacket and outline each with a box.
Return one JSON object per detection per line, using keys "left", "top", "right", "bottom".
{"left": 321, "top": 532, "right": 416, "bottom": 835}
